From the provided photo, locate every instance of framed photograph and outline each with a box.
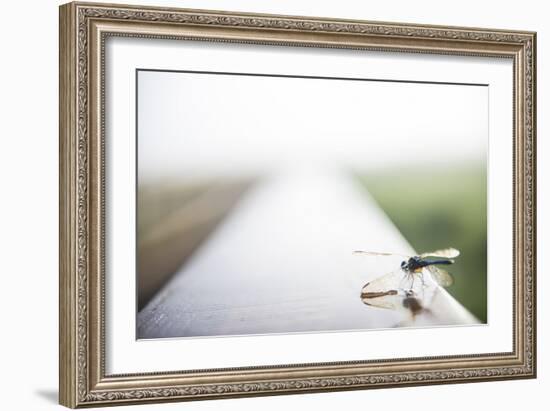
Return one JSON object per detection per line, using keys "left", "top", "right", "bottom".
{"left": 59, "top": 1, "right": 537, "bottom": 408}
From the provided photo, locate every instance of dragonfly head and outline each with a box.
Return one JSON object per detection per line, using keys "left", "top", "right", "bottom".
{"left": 401, "top": 256, "right": 421, "bottom": 271}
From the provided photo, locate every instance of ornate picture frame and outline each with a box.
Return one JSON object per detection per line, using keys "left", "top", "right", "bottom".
{"left": 59, "top": 1, "right": 536, "bottom": 408}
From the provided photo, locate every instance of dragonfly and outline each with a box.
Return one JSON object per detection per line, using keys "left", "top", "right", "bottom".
{"left": 354, "top": 248, "right": 459, "bottom": 311}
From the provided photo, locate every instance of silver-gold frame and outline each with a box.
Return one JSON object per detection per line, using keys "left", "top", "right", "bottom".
{"left": 59, "top": 2, "right": 536, "bottom": 408}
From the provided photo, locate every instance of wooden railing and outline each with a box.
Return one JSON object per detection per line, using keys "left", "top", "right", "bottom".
{"left": 137, "top": 170, "right": 478, "bottom": 339}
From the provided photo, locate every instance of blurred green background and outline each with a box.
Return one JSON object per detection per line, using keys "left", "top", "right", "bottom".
{"left": 356, "top": 164, "right": 487, "bottom": 322}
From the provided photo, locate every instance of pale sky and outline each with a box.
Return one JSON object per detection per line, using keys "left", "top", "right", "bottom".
{"left": 137, "top": 70, "right": 487, "bottom": 181}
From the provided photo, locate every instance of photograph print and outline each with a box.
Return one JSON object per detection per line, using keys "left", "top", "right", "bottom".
{"left": 136, "top": 66, "right": 487, "bottom": 339}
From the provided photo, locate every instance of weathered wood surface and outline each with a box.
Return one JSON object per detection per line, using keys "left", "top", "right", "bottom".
{"left": 137, "top": 169, "right": 478, "bottom": 339}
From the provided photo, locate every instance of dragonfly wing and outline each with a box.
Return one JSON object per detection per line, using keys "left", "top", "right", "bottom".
{"left": 426, "top": 265, "right": 454, "bottom": 287}
{"left": 354, "top": 250, "right": 411, "bottom": 258}
{"left": 361, "top": 291, "right": 402, "bottom": 310}
{"left": 360, "top": 269, "right": 441, "bottom": 312}
{"left": 360, "top": 270, "right": 410, "bottom": 310}
{"left": 419, "top": 247, "right": 460, "bottom": 259}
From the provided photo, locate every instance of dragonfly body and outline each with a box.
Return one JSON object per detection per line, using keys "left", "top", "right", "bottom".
{"left": 401, "top": 256, "right": 454, "bottom": 273}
